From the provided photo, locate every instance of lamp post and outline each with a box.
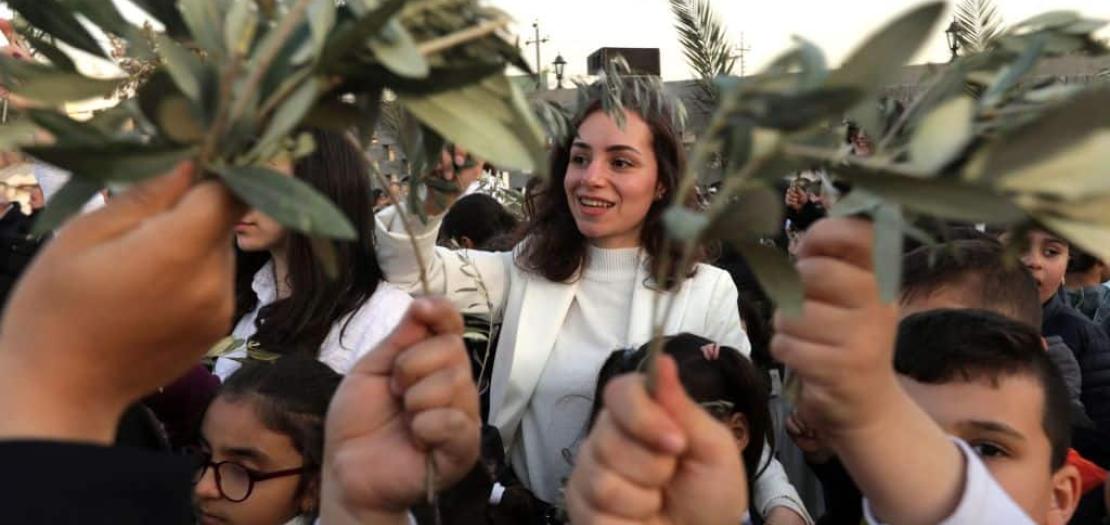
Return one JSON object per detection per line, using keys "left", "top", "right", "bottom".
{"left": 553, "top": 54, "right": 567, "bottom": 89}
{"left": 945, "top": 21, "right": 961, "bottom": 62}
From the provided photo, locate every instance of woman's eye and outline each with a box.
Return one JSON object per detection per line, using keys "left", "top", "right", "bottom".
{"left": 971, "top": 442, "right": 1009, "bottom": 459}
{"left": 570, "top": 155, "right": 589, "bottom": 167}
{"left": 612, "top": 158, "right": 634, "bottom": 169}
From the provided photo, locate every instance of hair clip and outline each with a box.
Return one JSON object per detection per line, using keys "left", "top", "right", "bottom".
{"left": 700, "top": 343, "right": 721, "bottom": 361}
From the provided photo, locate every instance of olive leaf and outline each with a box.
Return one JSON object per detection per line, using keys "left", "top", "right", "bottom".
{"left": 828, "top": 2, "right": 945, "bottom": 95}
{"left": 215, "top": 165, "right": 357, "bottom": 240}
{"left": 0, "top": 55, "right": 121, "bottom": 104}
{"left": 736, "top": 241, "right": 803, "bottom": 316}
{"left": 7, "top": 0, "right": 107, "bottom": 58}
{"left": 873, "top": 203, "right": 904, "bottom": 304}
{"left": 663, "top": 207, "right": 710, "bottom": 241}
{"left": 155, "top": 33, "right": 206, "bottom": 103}
{"left": 32, "top": 177, "right": 103, "bottom": 236}
{"left": 908, "top": 96, "right": 976, "bottom": 173}
{"left": 400, "top": 75, "right": 545, "bottom": 171}
{"left": 998, "top": 131, "right": 1110, "bottom": 200}
{"left": 24, "top": 144, "right": 196, "bottom": 183}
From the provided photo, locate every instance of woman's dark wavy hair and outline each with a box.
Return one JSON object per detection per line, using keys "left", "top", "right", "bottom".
{"left": 216, "top": 356, "right": 342, "bottom": 516}
{"left": 517, "top": 96, "right": 696, "bottom": 287}
{"left": 588, "top": 333, "right": 773, "bottom": 482}
{"left": 234, "top": 128, "right": 383, "bottom": 358}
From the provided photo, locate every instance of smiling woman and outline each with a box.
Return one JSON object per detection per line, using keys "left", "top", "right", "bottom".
{"left": 374, "top": 78, "right": 811, "bottom": 522}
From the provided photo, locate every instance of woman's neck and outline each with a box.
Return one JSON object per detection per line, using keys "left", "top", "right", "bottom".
{"left": 270, "top": 245, "right": 292, "bottom": 300}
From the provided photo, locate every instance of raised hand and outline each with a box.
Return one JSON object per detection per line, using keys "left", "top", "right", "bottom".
{"left": 566, "top": 355, "right": 746, "bottom": 525}
{"left": 771, "top": 217, "right": 901, "bottom": 435}
{"left": 423, "top": 146, "right": 485, "bottom": 216}
{"left": 321, "top": 297, "right": 480, "bottom": 523}
{"left": 0, "top": 164, "right": 243, "bottom": 442}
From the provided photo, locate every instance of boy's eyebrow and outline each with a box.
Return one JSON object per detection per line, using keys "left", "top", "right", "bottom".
{"left": 957, "top": 420, "right": 1026, "bottom": 441}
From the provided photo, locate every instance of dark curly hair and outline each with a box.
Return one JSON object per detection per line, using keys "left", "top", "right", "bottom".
{"left": 517, "top": 97, "right": 697, "bottom": 288}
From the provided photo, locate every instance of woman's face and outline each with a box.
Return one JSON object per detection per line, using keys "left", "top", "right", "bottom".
{"left": 235, "top": 162, "right": 291, "bottom": 253}
{"left": 194, "top": 397, "right": 310, "bottom": 525}
{"left": 1018, "top": 230, "right": 1070, "bottom": 305}
{"left": 563, "top": 110, "right": 662, "bottom": 249}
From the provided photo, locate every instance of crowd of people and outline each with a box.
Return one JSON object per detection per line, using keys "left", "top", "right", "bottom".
{"left": 4, "top": 75, "right": 1110, "bottom": 525}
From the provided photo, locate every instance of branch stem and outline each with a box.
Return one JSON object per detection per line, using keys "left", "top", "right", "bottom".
{"left": 416, "top": 17, "right": 511, "bottom": 57}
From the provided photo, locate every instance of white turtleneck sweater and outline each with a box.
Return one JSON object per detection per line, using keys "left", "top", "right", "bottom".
{"left": 511, "top": 246, "right": 641, "bottom": 504}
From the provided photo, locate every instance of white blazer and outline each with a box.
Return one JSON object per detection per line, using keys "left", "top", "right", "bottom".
{"left": 375, "top": 206, "right": 810, "bottom": 522}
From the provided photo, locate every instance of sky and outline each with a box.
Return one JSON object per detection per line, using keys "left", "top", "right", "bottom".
{"left": 4, "top": 0, "right": 1109, "bottom": 82}
{"left": 488, "top": 0, "right": 1110, "bottom": 81}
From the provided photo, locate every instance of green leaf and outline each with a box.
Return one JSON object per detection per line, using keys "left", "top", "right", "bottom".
{"left": 998, "top": 130, "right": 1110, "bottom": 200}
{"left": 1036, "top": 216, "right": 1110, "bottom": 263}
{"left": 832, "top": 165, "right": 1027, "bottom": 225}
{"left": 225, "top": 0, "right": 260, "bottom": 56}
{"left": 252, "top": 79, "right": 321, "bottom": 159}
{"left": 0, "top": 55, "right": 120, "bottom": 104}
{"left": 909, "top": 96, "right": 976, "bottom": 173}
{"left": 306, "top": 0, "right": 337, "bottom": 56}
{"left": 981, "top": 87, "right": 1110, "bottom": 182}
{"left": 828, "top": 2, "right": 945, "bottom": 96}
{"left": 370, "top": 20, "right": 430, "bottom": 79}
{"left": 32, "top": 177, "right": 102, "bottom": 236}
{"left": 155, "top": 34, "right": 205, "bottom": 103}
{"left": 28, "top": 109, "right": 110, "bottom": 145}
{"left": 663, "top": 207, "right": 710, "bottom": 241}
{"left": 980, "top": 35, "right": 1046, "bottom": 108}
{"left": 215, "top": 165, "right": 356, "bottom": 240}
{"left": 18, "top": 30, "right": 77, "bottom": 72}
{"left": 156, "top": 96, "right": 207, "bottom": 144}
{"left": 737, "top": 241, "right": 803, "bottom": 316}
{"left": 0, "top": 120, "right": 40, "bottom": 151}
{"left": 319, "top": 0, "right": 406, "bottom": 67}
{"left": 873, "top": 203, "right": 903, "bottom": 303}
{"left": 1013, "top": 11, "right": 1080, "bottom": 34}
{"left": 23, "top": 144, "right": 195, "bottom": 183}
{"left": 129, "top": 0, "right": 190, "bottom": 37}
{"left": 708, "top": 183, "right": 783, "bottom": 240}
{"left": 178, "top": 0, "right": 226, "bottom": 54}
{"left": 400, "top": 75, "right": 545, "bottom": 171}
{"left": 6, "top": 0, "right": 107, "bottom": 58}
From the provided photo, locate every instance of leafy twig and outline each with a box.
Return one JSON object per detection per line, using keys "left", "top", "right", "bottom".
{"left": 227, "top": 0, "right": 314, "bottom": 124}
{"left": 416, "top": 16, "right": 512, "bottom": 57}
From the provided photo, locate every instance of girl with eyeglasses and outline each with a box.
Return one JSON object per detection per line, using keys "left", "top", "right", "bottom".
{"left": 191, "top": 356, "right": 341, "bottom": 525}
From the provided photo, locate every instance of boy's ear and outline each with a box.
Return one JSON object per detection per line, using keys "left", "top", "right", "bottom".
{"left": 1046, "top": 464, "right": 1081, "bottom": 525}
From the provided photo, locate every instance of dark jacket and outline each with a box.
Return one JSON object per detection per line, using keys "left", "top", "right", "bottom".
{"left": 1045, "top": 336, "right": 1092, "bottom": 427}
{"left": 0, "top": 208, "right": 47, "bottom": 312}
{"left": 0, "top": 441, "right": 193, "bottom": 524}
{"left": 1044, "top": 290, "right": 1110, "bottom": 429}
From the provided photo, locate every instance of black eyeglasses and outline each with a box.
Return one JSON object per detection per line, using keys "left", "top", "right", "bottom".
{"left": 186, "top": 447, "right": 305, "bottom": 503}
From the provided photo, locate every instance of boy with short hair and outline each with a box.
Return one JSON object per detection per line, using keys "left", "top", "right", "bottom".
{"left": 565, "top": 219, "right": 1083, "bottom": 525}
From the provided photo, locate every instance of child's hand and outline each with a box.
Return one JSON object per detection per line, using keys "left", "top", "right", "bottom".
{"left": 784, "top": 185, "right": 809, "bottom": 211}
{"left": 321, "top": 297, "right": 480, "bottom": 521}
{"left": 771, "top": 218, "right": 901, "bottom": 438}
{"left": 565, "top": 355, "right": 746, "bottom": 525}
{"left": 0, "top": 164, "right": 243, "bottom": 443}
{"left": 785, "top": 411, "right": 833, "bottom": 464}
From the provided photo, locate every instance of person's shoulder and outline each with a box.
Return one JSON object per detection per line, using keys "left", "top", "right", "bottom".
{"left": 364, "top": 282, "right": 414, "bottom": 312}
{"left": 688, "top": 262, "right": 737, "bottom": 292}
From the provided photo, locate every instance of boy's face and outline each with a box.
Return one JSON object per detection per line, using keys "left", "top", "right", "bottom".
{"left": 1017, "top": 231, "right": 1069, "bottom": 305}
{"left": 899, "top": 375, "right": 1079, "bottom": 524}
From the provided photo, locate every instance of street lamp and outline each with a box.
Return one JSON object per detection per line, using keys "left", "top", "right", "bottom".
{"left": 945, "top": 21, "right": 961, "bottom": 62}
{"left": 553, "top": 54, "right": 567, "bottom": 89}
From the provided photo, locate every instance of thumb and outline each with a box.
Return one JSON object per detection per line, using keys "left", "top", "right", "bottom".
{"left": 349, "top": 296, "right": 464, "bottom": 376}
{"left": 653, "top": 355, "right": 738, "bottom": 461}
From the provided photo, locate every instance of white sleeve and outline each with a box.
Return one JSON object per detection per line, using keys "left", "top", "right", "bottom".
{"left": 703, "top": 270, "right": 751, "bottom": 357}
{"left": 862, "top": 439, "right": 1034, "bottom": 525}
{"left": 374, "top": 204, "right": 511, "bottom": 319}
{"left": 752, "top": 447, "right": 814, "bottom": 524}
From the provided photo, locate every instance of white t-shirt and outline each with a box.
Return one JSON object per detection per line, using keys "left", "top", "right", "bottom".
{"left": 863, "top": 439, "right": 1034, "bottom": 525}
{"left": 214, "top": 261, "right": 413, "bottom": 378}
